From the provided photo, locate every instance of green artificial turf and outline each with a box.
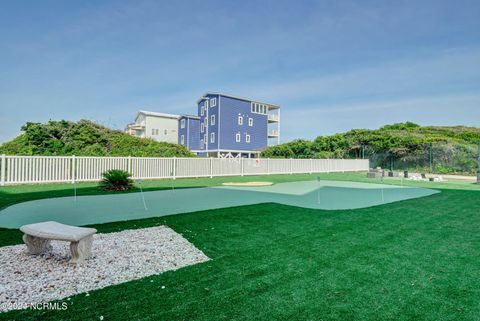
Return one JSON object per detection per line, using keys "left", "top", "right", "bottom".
{"left": 1, "top": 173, "right": 480, "bottom": 320}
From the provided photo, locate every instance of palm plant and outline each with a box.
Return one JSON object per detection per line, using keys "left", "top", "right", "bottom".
{"left": 99, "top": 169, "right": 134, "bottom": 191}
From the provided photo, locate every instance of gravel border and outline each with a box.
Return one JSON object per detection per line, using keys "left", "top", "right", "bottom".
{"left": 0, "top": 226, "right": 209, "bottom": 312}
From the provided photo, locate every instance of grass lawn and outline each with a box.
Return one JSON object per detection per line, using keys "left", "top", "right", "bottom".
{"left": 1, "top": 173, "right": 479, "bottom": 320}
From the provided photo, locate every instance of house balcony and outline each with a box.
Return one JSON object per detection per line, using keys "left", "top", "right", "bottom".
{"left": 129, "top": 122, "right": 145, "bottom": 130}
{"left": 268, "top": 130, "right": 279, "bottom": 138}
{"left": 268, "top": 114, "right": 280, "bottom": 123}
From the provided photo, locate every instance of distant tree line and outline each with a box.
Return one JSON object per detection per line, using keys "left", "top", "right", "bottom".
{"left": 261, "top": 122, "right": 480, "bottom": 174}
{"left": 0, "top": 120, "right": 195, "bottom": 157}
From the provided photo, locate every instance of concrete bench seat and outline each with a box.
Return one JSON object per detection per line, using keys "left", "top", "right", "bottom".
{"left": 20, "top": 221, "right": 97, "bottom": 263}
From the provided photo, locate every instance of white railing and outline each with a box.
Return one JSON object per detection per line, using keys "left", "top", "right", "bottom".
{"left": 268, "top": 130, "right": 279, "bottom": 137}
{"left": 268, "top": 114, "right": 280, "bottom": 122}
{"left": 0, "top": 154, "right": 369, "bottom": 185}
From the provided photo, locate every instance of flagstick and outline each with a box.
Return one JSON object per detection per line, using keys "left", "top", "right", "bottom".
{"left": 317, "top": 176, "right": 321, "bottom": 205}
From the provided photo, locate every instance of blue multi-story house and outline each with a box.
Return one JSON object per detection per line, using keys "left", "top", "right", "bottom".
{"left": 178, "top": 115, "right": 201, "bottom": 150}
{"left": 129, "top": 92, "right": 280, "bottom": 158}
{"left": 193, "top": 92, "right": 280, "bottom": 158}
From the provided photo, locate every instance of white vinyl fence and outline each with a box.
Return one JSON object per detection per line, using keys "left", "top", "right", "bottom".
{"left": 0, "top": 155, "right": 369, "bottom": 186}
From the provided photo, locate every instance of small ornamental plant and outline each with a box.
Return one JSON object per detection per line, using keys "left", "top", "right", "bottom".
{"left": 100, "top": 169, "right": 134, "bottom": 191}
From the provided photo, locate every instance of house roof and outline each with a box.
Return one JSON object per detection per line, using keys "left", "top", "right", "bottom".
{"left": 137, "top": 110, "right": 181, "bottom": 120}
{"left": 196, "top": 92, "right": 280, "bottom": 109}
{"left": 180, "top": 114, "right": 200, "bottom": 120}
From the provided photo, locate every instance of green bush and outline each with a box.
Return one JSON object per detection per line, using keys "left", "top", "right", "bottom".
{"left": 99, "top": 170, "right": 134, "bottom": 191}
{"left": 0, "top": 119, "right": 195, "bottom": 157}
{"left": 260, "top": 122, "right": 480, "bottom": 174}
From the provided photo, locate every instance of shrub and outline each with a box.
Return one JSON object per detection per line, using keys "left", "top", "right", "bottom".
{"left": 0, "top": 119, "right": 195, "bottom": 157}
{"left": 100, "top": 169, "right": 134, "bottom": 191}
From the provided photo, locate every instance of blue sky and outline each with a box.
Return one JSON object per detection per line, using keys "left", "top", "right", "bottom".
{"left": 1, "top": 0, "right": 479, "bottom": 143}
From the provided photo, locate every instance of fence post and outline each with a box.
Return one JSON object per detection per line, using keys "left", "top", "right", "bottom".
{"left": 1, "top": 154, "right": 5, "bottom": 186}
{"left": 210, "top": 157, "right": 213, "bottom": 178}
{"left": 241, "top": 158, "right": 244, "bottom": 176}
{"left": 173, "top": 157, "right": 176, "bottom": 180}
{"left": 127, "top": 155, "right": 132, "bottom": 174}
{"left": 477, "top": 142, "right": 480, "bottom": 184}
{"left": 267, "top": 158, "right": 270, "bottom": 175}
{"left": 71, "top": 155, "right": 76, "bottom": 184}
{"left": 290, "top": 158, "right": 293, "bottom": 175}
{"left": 429, "top": 143, "right": 433, "bottom": 173}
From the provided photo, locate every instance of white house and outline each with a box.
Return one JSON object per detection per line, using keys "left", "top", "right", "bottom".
{"left": 125, "top": 110, "right": 180, "bottom": 144}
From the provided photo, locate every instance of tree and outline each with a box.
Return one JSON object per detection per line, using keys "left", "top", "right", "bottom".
{"left": 260, "top": 123, "right": 479, "bottom": 174}
{"left": 0, "top": 120, "right": 195, "bottom": 157}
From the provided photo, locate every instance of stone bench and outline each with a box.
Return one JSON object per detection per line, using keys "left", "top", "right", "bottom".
{"left": 20, "top": 221, "right": 97, "bottom": 264}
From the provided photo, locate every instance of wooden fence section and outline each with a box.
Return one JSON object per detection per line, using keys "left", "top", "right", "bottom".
{"left": 0, "top": 155, "right": 369, "bottom": 185}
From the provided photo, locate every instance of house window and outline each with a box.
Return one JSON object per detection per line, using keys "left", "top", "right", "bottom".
{"left": 235, "top": 133, "right": 241, "bottom": 142}
{"left": 180, "top": 135, "right": 185, "bottom": 145}
{"left": 211, "top": 114, "right": 215, "bottom": 125}
{"left": 201, "top": 123, "right": 204, "bottom": 133}
{"left": 210, "top": 132, "right": 215, "bottom": 143}
{"left": 238, "top": 115, "right": 243, "bottom": 125}
{"left": 210, "top": 98, "right": 216, "bottom": 107}
{"left": 204, "top": 100, "right": 209, "bottom": 109}
{"left": 205, "top": 118, "right": 208, "bottom": 126}
{"left": 248, "top": 118, "right": 253, "bottom": 126}
{"left": 180, "top": 119, "right": 185, "bottom": 129}
{"left": 251, "top": 102, "right": 268, "bottom": 115}
{"left": 151, "top": 129, "right": 156, "bottom": 135}
{"left": 164, "top": 129, "right": 168, "bottom": 135}
{"left": 200, "top": 106, "right": 204, "bottom": 116}
{"left": 246, "top": 134, "right": 251, "bottom": 143}
{"left": 204, "top": 134, "right": 207, "bottom": 144}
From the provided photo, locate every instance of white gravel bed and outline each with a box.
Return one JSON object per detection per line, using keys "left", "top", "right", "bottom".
{"left": 0, "top": 226, "right": 209, "bottom": 312}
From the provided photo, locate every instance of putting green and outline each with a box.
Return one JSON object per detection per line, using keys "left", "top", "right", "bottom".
{"left": 0, "top": 180, "right": 438, "bottom": 228}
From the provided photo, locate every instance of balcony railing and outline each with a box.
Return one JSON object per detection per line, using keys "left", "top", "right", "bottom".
{"left": 268, "top": 114, "right": 280, "bottom": 122}
{"left": 128, "top": 121, "right": 146, "bottom": 130}
{"left": 268, "top": 115, "right": 280, "bottom": 122}
{"left": 268, "top": 130, "right": 279, "bottom": 137}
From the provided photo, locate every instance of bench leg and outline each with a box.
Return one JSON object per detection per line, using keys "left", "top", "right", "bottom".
{"left": 23, "top": 234, "right": 52, "bottom": 255}
{"left": 69, "top": 235, "right": 93, "bottom": 264}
